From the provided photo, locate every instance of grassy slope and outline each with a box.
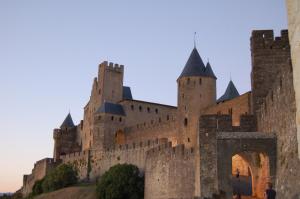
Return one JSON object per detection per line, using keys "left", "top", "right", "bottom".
{"left": 34, "top": 185, "right": 97, "bottom": 199}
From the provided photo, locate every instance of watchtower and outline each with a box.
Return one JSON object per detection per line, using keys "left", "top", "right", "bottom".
{"left": 177, "top": 48, "right": 217, "bottom": 147}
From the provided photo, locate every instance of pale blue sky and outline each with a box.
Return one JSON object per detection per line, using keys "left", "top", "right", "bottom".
{"left": 0, "top": 0, "right": 287, "bottom": 192}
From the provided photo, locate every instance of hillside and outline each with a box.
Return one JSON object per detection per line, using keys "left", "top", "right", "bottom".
{"left": 34, "top": 186, "right": 97, "bottom": 199}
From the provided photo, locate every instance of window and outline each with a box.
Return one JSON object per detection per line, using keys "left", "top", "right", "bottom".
{"left": 159, "top": 118, "right": 161, "bottom": 123}
{"left": 228, "top": 108, "right": 233, "bottom": 115}
{"left": 199, "top": 78, "right": 202, "bottom": 85}
{"left": 188, "top": 138, "right": 190, "bottom": 142}
{"left": 139, "top": 106, "right": 142, "bottom": 112}
{"left": 184, "top": 118, "right": 188, "bottom": 126}
{"left": 111, "top": 116, "right": 114, "bottom": 121}
{"left": 187, "top": 78, "right": 190, "bottom": 84}
{"left": 167, "top": 115, "right": 169, "bottom": 120}
{"left": 131, "top": 105, "right": 134, "bottom": 110}
{"left": 155, "top": 109, "right": 158, "bottom": 114}
{"left": 119, "top": 117, "right": 122, "bottom": 122}
{"left": 147, "top": 107, "right": 150, "bottom": 113}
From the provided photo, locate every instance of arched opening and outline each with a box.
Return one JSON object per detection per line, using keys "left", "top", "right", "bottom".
{"left": 231, "top": 152, "right": 270, "bottom": 199}
{"left": 115, "top": 129, "right": 125, "bottom": 145}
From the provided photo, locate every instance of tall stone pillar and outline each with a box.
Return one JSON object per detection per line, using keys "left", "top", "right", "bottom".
{"left": 286, "top": 0, "right": 300, "bottom": 159}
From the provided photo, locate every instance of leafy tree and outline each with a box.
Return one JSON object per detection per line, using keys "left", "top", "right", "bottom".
{"left": 42, "top": 164, "right": 78, "bottom": 193}
{"left": 96, "top": 164, "right": 144, "bottom": 199}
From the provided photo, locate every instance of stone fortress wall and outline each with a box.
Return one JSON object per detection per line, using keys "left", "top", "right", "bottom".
{"left": 144, "top": 144, "right": 195, "bottom": 199}
{"left": 252, "top": 30, "right": 300, "bottom": 199}
{"left": 22, "top": 158, "right": 60, "bottom": 196}
{"left": 60, "top": 139, "right": 168, "bottom": 181}
{"left": 286, "top": 0, "right": 300, "bottom": 160}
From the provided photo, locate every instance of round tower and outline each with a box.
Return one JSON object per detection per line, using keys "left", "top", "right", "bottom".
{"left": 177, "top": 47, "right": 217, "bottom": 147}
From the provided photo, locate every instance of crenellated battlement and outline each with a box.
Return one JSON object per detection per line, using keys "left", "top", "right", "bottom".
{"left": 146, "top": 143, "right": 194, "bottom": 159}
{"left": 199, "top": 114, "right": 257, "bottom": 132}
{"left": 99, "top": 61, "right": 124, "bottom": 73}
{"left": 53, "top": 127, "right": 76, "bottom": 139}
{"left": 251, "top": 29, "right": 289, "bottom": 50}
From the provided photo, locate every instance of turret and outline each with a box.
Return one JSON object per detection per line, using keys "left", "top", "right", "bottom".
{"left": 92, "top": 102, "right": 126, "bottom": 150}
{"left": 217, "top": 80, "right": 239, "bottom": 103}
{"left": 53, "top": 113, "right": 80, "bottom": 160}
{"left": 177, "top": 48, "right": 217, "bottom": 147}
{"left": 82, "top": 61, "right": 124, "bottom": 150}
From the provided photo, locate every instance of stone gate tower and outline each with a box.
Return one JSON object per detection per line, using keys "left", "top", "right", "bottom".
{"left": 177, "top": 48, "right": 216, "bottom": 147}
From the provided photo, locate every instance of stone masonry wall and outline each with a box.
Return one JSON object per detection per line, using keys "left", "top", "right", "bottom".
{"left": 251, "top": 30, "right": 290, "bottom": 115}
{"left": 144, "top": 144, "right": 195, "bottom": 199}
{"left": 124, "top": 116, "right": 178, "bottom": 146}
{"left": 60, "top": 139, "right": 168, "bottom": 182}
{"left": 256, "top": 57, "right": 300, "bottom": 198}
{"left": 204, "top": 92, "right": 251, "bottom": 126}
{"left": 22, "top": 158, "right": 59, "bottom": 196}
{"left": 286, "top": 0, "right": 300, "bottom": 160}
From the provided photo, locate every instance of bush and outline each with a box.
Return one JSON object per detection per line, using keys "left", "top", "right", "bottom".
{"left": 96, "top": 164, "right": 144, "bottom": 199}
{"left": 32, "top": 179, "right": 44, "bottom": 196}
{"left": 42, "top": 164, "right": 78, "bottom": 192}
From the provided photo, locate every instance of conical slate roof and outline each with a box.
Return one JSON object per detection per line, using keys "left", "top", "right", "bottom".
{"left": 217, "top": 80, "right": 240, "bottom": 103}
{"left": 60, "top": 113, "right": 75, "bottom": 128}
{"left": 204, "top": 62, "right": 217, "bottom": 79}
{"left": 179, "top": 48, "right": 206, "bottom": 78}
{"left": 96, "top": 102, "right": 125, "bottom": 116}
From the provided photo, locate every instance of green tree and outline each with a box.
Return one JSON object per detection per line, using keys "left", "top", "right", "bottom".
{"left": 42, "top": 164, "right": 78, "bottom": 193}
{"left": 96, "top": 164, "right": 144, "bottom": 199}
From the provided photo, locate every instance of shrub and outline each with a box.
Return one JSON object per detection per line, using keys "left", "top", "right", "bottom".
{"left": 96, "top": 164, "right": 144, "bottom": 199}
{"left": 32, "top": 179, "right": 44, "bottom": 196}
{"left": 42, "top": 164, "right": 78, "bottom": 193}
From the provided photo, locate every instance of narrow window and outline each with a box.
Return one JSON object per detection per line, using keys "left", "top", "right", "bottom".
{"left": 147, "top": 107, "right": 150, "bottom": 113}
{"left": 199, "top": 78, "right": 202, "bottom": 85}
{"left": 184, "top": 118, "right": 188, "bottom": 126}
{"left": 111, "top": 116, "right": 114, "bottom": 121}
{"left": 155, "top": 109, "right": 158, "bottom": 114}
{"left": 139, "top": 106, "right": 142, "bottom": 112}
{"left": 131, "top": 105, "right": 134, "bottom": 110}
{"left": 119, "top": 117, "right": 122, "bottom": 122}
{"left": 167, "top": 115, "right": 169, "bottom": 120}
{"left": 188, "top": 138, "right": 190, "bottom": 142}
{"left": 187, "top": 78, "right": 190, "bottom": 84}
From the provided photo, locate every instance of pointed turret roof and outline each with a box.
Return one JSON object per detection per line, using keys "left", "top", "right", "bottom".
{"left": 204, "top": 62, "right": 217, "bottom": 79}
{"left": 60, "top": 113, "right": 75, "bottom": 128}
{"left": 179, "top": 48, "right": 206, "bottom": 78}
{"left": 217, "top": 80, "right": 240, "bottom": 103}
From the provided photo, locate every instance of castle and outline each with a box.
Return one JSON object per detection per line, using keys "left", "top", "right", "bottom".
{"left": 21, "top": 29, "right": 300, "bottom": 199}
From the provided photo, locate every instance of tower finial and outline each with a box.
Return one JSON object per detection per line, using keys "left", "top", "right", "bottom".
{"left": 230, "top": 72, "right": 232, "bottom": 81}
{"left": 194, "top": 32, "right": 197, "bottom": 48}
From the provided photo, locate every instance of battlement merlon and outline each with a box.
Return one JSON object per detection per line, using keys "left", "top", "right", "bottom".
{"left": 251, "top": 29, "right": 289, "bottom": 50}
{"left": 98, "top": 61, "right": 124, "bottom": 75}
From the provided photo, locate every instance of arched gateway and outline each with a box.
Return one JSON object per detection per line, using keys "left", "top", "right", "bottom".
{"left": 195, "top": 115, "right": 276, "bottom": 199}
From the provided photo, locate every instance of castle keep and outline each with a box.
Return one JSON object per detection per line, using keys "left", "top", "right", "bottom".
{"left": 21, "top": 29, "right": 300, "bottom": 199}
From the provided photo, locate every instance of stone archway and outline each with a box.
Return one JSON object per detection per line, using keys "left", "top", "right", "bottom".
{"left": 216, "top": 132, "right": 276, "bottom": 199}
{"left": 231, "top": 151, "right": 271, "bottom": 198}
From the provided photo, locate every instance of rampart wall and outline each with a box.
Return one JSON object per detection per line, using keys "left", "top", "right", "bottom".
{"left": 204, "top": 92, "right": 251, "bottom": 126}
{"left": 124, "top": 115, "right": 178, "bottom": 145}
{"left": 144, "top": 144, "right": 195, "bottom": 199}
{"left": 60, "top": 138, "right": 168, "bottom": 182}
{"left": 256, "top": 53, "right": 300, "bottom": 198}
{"left": 22, "top": 158, "right": 59, "bottom": 196}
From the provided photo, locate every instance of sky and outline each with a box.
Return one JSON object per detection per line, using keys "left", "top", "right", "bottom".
{"left": 0, "top": 0, "right": 287, "bottom": 192}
